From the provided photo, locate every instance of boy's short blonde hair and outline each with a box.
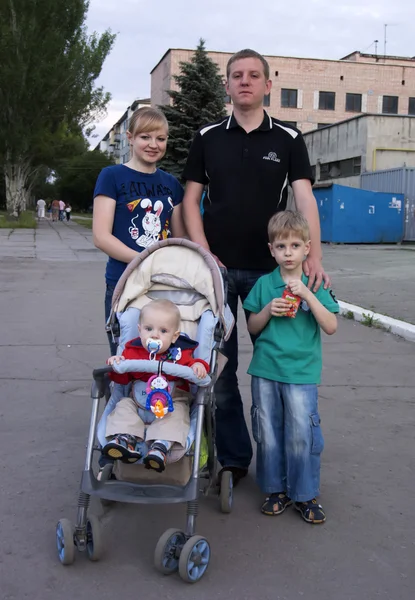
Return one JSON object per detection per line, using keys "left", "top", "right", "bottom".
{"left": 139, "top": 299, "right": 181, "bottom": 329}
{"left": 128, "top": 107, "right": 168, "bottom": 138}
{"left": 268, "top": 211, "right": 310, "bottom": 243}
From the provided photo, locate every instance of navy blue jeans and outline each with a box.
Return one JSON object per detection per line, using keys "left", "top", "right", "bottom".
{"left": 215, "top": 268, "right": 269, "bottom": 470}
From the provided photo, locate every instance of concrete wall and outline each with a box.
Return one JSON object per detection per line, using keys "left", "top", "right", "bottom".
{"left": 304, "top": 115, "right": 415, "bottom": 186}
{"left": 366, "top": 116, "right": 415, "bottom": 170}
{"left": 304, "top": 116, "right": 368, "bottom": 174}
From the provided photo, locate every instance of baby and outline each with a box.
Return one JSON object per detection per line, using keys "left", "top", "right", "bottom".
{"left": 103, "top": 299, "right": 209, "bottom": 472}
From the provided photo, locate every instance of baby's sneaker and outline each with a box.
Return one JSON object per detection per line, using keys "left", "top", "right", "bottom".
{"left": 102, "top": 434, "right": 142, "bottom": 463}
{"left": 143, "top": 443, "right": 168, "bottom": 472}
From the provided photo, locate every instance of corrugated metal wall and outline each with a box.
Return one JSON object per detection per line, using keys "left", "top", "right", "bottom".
{"left": 361, "top": 168, "right": 415, "bottom": 241}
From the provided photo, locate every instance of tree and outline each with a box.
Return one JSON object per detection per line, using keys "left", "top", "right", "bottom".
{"left": 0, "top": 0, "right": 115, "bottom": 214}
{"left": 54, "top": 150, "right": 115, "bottom": 211}
{"left": 159, "top": 39, "right": 227, "bottom": 180}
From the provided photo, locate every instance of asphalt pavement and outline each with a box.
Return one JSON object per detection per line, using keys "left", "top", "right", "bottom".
{"left": 0, "top": 219, "right": 414, "bottom": 600}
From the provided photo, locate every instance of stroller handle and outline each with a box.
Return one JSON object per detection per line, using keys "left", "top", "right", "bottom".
{"left": 93, "top": 361, "right": 211, "bottom": 387}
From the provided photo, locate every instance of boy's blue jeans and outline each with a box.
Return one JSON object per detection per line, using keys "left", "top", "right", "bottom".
{"left": 251, "top": 377, "right": 324, "bottom": 502}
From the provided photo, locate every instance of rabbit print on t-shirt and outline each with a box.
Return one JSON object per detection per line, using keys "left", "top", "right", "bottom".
{"left": 128, "top": 198, "right": 165, "bottom": 249}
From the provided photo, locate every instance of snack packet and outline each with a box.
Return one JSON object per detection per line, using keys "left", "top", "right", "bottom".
{"left": 279, "top": 288, "right": 301, "bottom": 318}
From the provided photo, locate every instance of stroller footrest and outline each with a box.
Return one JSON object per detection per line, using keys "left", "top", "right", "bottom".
{"left": 81, "top": 470, "right": 199, "bottom": 504}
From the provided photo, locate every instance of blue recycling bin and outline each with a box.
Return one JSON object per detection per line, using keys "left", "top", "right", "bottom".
{"left": 314, "top": 184, "right": 404, "bottom": 243}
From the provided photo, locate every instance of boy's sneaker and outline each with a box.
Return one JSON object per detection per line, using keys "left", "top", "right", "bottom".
{"left": 294, "top": 499, "right": 326, "bottom": 524}
{"left": 102, "top": 434, "right": 142, "bottom": 463}
{"left": 143, "top": 443, "right": 168, "bottom": 473}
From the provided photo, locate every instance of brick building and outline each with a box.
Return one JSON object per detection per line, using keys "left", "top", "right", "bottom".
{"left": 151, "top": 49, "right": 415, "bottom": 133}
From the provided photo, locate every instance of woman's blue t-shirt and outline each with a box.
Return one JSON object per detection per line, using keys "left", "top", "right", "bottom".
{"left": 94, "top": 164, "right": 184, "bottom": 285}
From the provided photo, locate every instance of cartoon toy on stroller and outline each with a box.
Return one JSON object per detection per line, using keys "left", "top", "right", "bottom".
{"left": 56, "top": 239, "right": 235, "bottom": 583}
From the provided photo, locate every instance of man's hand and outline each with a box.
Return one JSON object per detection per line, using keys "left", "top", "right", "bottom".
{"left": 269, "top": 297, "right": 292, "bottom": 317}
{"left": 302, "top": 256, "right": 331, "bottom": 292}
{"left": 192, "top": 362, "right": 207, "bottom": 379}
{"left": 107, "top": 355, "right": 125, "bottom": 366}
{"left": 211, "top": 252, "right": 225, "bottom": 268}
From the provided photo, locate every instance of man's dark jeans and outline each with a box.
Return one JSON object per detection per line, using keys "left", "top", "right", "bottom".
{"left": 215, "top": 268, "right": 269, "bottom": 470}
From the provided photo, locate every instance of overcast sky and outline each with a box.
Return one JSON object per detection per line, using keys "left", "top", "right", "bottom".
{"left": 87, "top": 0, "right": 414, "bottom": 143}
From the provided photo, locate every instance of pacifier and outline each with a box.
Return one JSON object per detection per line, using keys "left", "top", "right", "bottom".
{"left": 147, "top": 338, "right": 162, "bottom": 359}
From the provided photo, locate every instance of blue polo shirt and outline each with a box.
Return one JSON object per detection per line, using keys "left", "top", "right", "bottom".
{"left": 243, "top": 267, "right": 339, "bottom": 384}
{"left": 94, "top": 165, "right": 184, "bottom": 285}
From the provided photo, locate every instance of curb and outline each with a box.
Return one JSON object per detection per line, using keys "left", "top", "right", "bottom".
{"left": 339, "top": 300, "right": 415, "bottom": 343}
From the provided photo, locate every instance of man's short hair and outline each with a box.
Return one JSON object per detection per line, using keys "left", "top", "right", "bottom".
{"left": 268, "top": 211, "right": 310, "bottom": 243}
{"left": 226, "top": 49, "right": 270, "bottom": 80}
{"left": 139, "top": 299, "right": 181, "bottom": 329}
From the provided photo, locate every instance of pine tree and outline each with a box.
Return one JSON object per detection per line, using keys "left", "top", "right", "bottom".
{"left": 160, "top": 39, "right": 227, "bottom": 180}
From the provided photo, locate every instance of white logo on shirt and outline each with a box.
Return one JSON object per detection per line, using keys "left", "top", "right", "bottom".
{"left": 262, "top": 151, "right": 280, "bottom": 163}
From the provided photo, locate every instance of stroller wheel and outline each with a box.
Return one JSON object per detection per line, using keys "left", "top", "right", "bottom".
{"left": 178, "top": 535, "right": 210, "bottom": 583}
{"left": 56, "top": 518, "right": 75, "bottom": 565}
{"left": 154, "top": 528, "right": 186, "bottom": 575}
{"left": 219, "top": 470, "right": 233, "bottom": 513}
{"left": 99, "top": 464, "right": 116, "bottom": 507}
{"left": 86, "top": 515, "right": 104, "bottom": 561}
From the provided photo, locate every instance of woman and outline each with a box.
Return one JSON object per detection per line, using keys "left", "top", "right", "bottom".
{"left": 92, "top": 107, "right": 186, "bottom": 354}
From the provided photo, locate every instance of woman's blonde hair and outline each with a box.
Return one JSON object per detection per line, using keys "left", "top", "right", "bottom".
{"left": 128, "top": 107, "right": 168, "bottom": 138}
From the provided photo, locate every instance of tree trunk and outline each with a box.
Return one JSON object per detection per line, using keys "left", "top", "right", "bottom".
{"left": 4, "top": 160, "right": 31, "bottom": 216}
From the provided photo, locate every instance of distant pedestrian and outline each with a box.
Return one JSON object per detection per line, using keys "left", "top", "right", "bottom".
{"left": 59, "top": 200, "right": 66, "bottom": 221}
{"left": 65, "top": 203, "right": 72, "bottom": 221}
{"left": 36, "top": 198, "right": 46, "bottom": 220}
{"left": 51, "top": 200, "right": 60, "bottom": 222}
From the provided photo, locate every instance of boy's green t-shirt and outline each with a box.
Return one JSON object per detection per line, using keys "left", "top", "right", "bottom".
{"left": 243, "top": 267, "right": 339, "bottom": 384}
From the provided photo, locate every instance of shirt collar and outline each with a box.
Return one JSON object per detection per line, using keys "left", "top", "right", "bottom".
{"left": 271, "top": 266, "right": 309, "bottom": 288}
{"left": 226, "top": 110, "right": 272, "bottom": 132}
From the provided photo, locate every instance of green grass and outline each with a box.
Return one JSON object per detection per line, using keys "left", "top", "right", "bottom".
{"left": 0, "top": 210, "right": 37, "bottom": 229}
{"left": 344, "top": 310, "right": 355, "bottom": 320}
{"left": 72, "top": 217, "right": 92, "bottom": 229}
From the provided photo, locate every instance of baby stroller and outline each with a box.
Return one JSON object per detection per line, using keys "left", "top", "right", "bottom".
{"left": 56, "top": 239, "right": 235, "bottom": 583}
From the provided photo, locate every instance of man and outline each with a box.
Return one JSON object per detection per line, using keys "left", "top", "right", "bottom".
{"left": 182, "top": 48, "right": 330, "bottom": 486}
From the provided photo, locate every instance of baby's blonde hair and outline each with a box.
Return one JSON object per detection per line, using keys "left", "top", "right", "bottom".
{"left": 268, "top": 210, "right": 310, "bottom": 243}
{"left": 139, "top": 299, "right": 181, "bottom": 329}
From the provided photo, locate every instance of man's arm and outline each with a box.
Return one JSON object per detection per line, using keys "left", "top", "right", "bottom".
{"left": 182, "top": 181, "right": 207, "bottom": 247}
{"left": 291, "top": 179, "right": 330, "bottom": 291}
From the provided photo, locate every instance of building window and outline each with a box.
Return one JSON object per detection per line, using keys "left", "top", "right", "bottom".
{"left": 409, "top": 97, "right": 415, "bottom": 115}
{"left": 317, "top": 123, "right": 333, "bottom": 129}
{"left": 382, "top": 95, "right": 398, "bottom": 114}
{"left": 319, "top": 156, "right": 362, "bottom": 181}
{"left": 319, "top": 91, "right": 335, "bottom": 111}
{"left": 346, "top": 93, "right": 362, "bottom": 112}
{"left": 284, "top": 121, "right": 297, "bottom": 128}
{"left": 263, "top": 93, "right": 271, "bottom": 107}
{"left": 281, "top": 88, "right": 298, "bottom": 108}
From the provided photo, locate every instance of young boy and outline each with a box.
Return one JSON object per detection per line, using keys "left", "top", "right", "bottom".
{"left": 103, "top": 299, "right": 209, "bottom": 472}
{"left": 243, "top": 211, "right": 338, "bottom": 524}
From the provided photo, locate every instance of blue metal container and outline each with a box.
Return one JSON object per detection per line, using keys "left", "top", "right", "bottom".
{"left": 314, "top": 184, "right": 404, "bottom": 243}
